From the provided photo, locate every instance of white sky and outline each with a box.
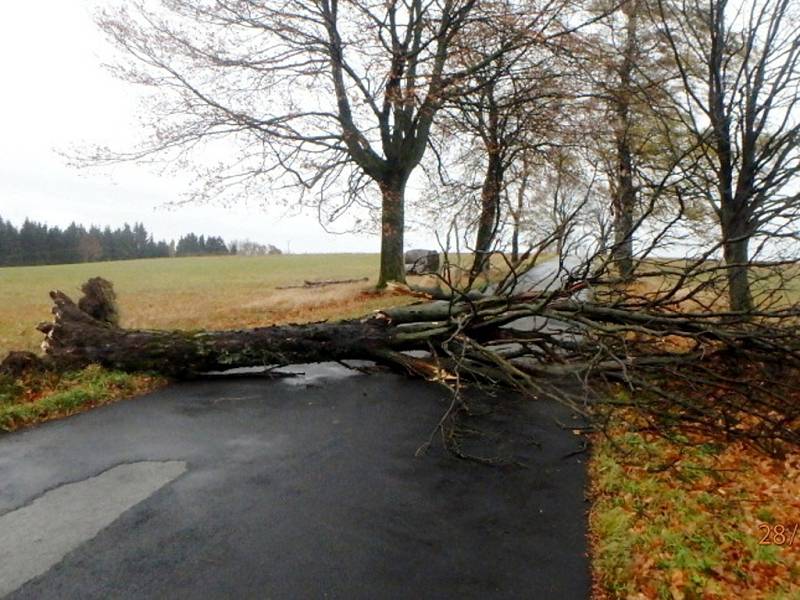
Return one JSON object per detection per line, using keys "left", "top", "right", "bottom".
{"left": 0, "top": 0, "right": 437, "bottom": 253}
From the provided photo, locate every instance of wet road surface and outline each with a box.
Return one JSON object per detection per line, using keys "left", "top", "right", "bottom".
{"left": 0, "top": 364, "right": 589, "bottom": 599}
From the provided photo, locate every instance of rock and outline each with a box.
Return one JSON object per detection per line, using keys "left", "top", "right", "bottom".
{"left": 404, "top": 249, "right": 440, "bottom": 275}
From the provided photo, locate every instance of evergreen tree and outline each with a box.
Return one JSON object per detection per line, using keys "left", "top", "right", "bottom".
{"left": 0, "top": 214, "right": 233, "bottom": 266}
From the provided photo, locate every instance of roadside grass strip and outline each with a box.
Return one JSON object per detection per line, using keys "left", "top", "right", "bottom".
{"left": 0, "top": 365, "right": 165, "bottom": 431}
{"left": 590, "top": 415, "right": 800, "bottom": 599}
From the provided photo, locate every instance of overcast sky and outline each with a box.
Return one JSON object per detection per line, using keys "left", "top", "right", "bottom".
{"left": 0, "top": 0, "right": 439, "bottom": 253}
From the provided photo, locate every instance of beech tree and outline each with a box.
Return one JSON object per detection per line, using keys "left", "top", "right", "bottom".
{"left": 604, "top": 0, "right": 643, "bottom": 280}
{"left": 578, "top": 0, "right": 679, "bottom": 281}
{"left": 92, "top": 0, "right": 540, "bottom": 286}
{"left": 510, "top": 149, "right": 609, "bottom": 259}
{"left": 444, "top": 6, "right": 573, "bottom": 276}
{"left": 657, "top": 0, "right": 800, "bottom": 311}
{"left": 413, "top": 11, "right": 580, "bottom": 276}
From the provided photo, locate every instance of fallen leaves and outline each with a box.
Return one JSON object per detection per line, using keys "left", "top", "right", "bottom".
{"left": 589, "top": 413, "right": 800, "bottom": 599}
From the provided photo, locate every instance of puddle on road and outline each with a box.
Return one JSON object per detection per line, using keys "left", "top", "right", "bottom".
{"left": 209, "top": 361, "right": 371, "bottom": 386}
{"left": 0, "top": 461, "right": 186, "bottom": 597}
{"left": 277, "top": 361, "right": 371, "bottom": 386}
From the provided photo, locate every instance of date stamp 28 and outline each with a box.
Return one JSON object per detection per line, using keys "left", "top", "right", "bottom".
{"left": 758, "top": 523, "right": 799, "bottom": 546}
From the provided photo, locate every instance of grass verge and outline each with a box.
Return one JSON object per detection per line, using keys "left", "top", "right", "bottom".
{"left": 590, "top": 414, "right": 800, "bottom": 599}
{"left": 0, "top": 365, "right": 166, "bottom": 432}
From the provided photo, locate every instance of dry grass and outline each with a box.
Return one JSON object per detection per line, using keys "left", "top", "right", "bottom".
{"left": 612, "top": 260, "right": 800, "bottom": 313}
{"left": 618, "top": 276, "right": 729, "bottom": 311}
{"left": 124, "top": 280, "right": 414, "bottom": 331}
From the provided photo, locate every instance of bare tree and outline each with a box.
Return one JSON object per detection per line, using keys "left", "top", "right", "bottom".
{"left": 577, "top": 0, "right": 679, "bottom": 281}
{"left": 657, "top": 0, "right": 800, "bottom": 311}
{"left": 607, "top": 0, "right": 641, "bottom": 280}
{"left": 506, "top": 151, "right": 531, "bottom": 263}
{"left": 460, "top": 58, "right": 568, "bottom": 277}
{"left": 92, "top": 0, "right": 533, "bottom": 286}
{"left": 518, "top": 149, "right": 609, "bottom": 258}
{"left": 421, "top": 7, "right": 575, "bottom": 276}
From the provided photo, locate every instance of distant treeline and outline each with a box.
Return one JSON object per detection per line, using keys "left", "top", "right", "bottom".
{"left": 0, "top": 216, "right": 239, "bottom": 267}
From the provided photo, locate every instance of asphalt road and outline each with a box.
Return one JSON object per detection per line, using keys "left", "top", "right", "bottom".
{"left": 493, "top": 255, "right": 590, "bottom": 352}
{"left": 0, "top": 364, "right": 590, "bottom": 599}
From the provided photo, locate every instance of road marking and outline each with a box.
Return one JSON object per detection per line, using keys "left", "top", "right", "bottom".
{"left": 0, "top": 460, "right": 186, "bottom": 597}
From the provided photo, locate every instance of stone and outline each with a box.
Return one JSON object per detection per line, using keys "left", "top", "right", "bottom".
{"left": 404, "top": 249, "right": 440, "bottom": 275}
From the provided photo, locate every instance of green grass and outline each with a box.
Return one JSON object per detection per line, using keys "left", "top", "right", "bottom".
{"left": 0, "top": 365, "right": 165, "bottom": 432}
{"left": 590, "top": 422, "right": 800, "bottom": 598}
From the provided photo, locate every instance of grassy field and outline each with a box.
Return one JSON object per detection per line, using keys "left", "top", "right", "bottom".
{"left": 0, "top": 253, "right": 416, "bottom": 356}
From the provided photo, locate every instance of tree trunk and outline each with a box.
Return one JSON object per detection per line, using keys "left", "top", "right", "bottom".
{"left": 37, "top": 289, "right": 416, "bottom": 377}
{"left": 33, "top": 279, "right": 569, "bottom": 378}
{"left": 556, "top": 230, "right": 566, "bottom": 259}
{"left": 34, "top": 282, "right": 542, "bottom": 380}
{"left": 721, "top": 212, "right": 754, "bottom": 312}
{"left": 378, "top": 173, "right": 408, "bottom": 287}
{"left": 610, "top": 0, "right": 639, "bottom": 282}
{"left": 511, "top": 221, "right": 520, "bottom": 264}
{"left": 510, "top": 157, "right": 530, "bottom": 265}
{"left": 32, "top": 278, "right": 792, "bottom": 381}
{"left": 472, "top": 152, "right": 503, "bottom": 276}
{"left": 20, "top": 279, "right": 800, "bottom": 455}
{"left": 612, "top": 163, "right": 635, "bottom": 281}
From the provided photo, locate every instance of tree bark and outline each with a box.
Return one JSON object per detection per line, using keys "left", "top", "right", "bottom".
{"left": 471, "top": 152, "right": 503, "bottom": 276}
{"left": 610, "top": 0, "right": 639, "bottom": 282}
{"left": 378, "top": 173, "right": 408, "bottom": 287}
{"left": 721, "top": 214, "right": 754, "bottom": 312}
{"left": 31, "top": 281, "right": 546, "bottom": 378}
{"left": 612, "top": 157, "right": 635, "bottom": 281}
{"left": 37, "top": 290, "right": 414, "bottom": 377}
{"left": 32, "top": 277, "right": 796, "bottom": 381}
{"left": 510, "top": 156, "right": 530, "bottom": 265}
{"left": 704, "top": 0, "right": 754, "bottom": 314}
{"left": 511, "top": 219, "right": 520, "bottom": 264}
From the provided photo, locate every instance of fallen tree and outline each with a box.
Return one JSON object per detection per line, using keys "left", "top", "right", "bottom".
{"left": 5, "top": 275, "right": 799, "bottom": 455}
{"left": 275, "top": 278, "right": 369, "bottom": 290}
{"left": 35, "top": 286, "right": 410, "bottom": 376}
